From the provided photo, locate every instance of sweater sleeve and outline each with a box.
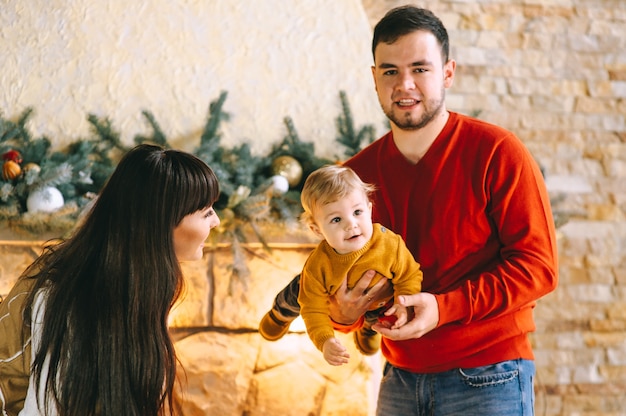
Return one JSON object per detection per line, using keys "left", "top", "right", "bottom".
{"left": 298, "top": 257, "right": 337, "bottom": 352}
{"left": 435, "top": 134, "right": 558, "bottom": 327}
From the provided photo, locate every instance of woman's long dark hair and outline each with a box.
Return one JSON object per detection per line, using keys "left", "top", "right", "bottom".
{"left": 23, "top": 144, "right": 219, "bottom": 415}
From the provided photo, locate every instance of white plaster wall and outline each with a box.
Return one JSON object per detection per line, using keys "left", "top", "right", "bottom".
{"left": 0, "top": 0, "right": 385, "bottom": 159}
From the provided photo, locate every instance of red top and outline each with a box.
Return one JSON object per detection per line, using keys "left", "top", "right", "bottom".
{"left": 342, "top": 112, "right": 558, "bottom": 373}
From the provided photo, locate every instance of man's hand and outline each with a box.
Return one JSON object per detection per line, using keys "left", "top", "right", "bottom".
{"left": 328, "top": 270, "right": 394, "bottom": 325}
{"left": 372, "top": 293, "right": 439, "bottom": 340}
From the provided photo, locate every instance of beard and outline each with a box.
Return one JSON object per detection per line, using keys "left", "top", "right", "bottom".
{"left": 382, "top": 87, "right": 446, "bottom": 131}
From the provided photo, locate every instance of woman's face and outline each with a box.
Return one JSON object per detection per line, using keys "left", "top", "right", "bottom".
{"left": 173, "top": 206, "right": 220, "bottom": 261}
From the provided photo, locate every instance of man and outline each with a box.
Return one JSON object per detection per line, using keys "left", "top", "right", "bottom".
{"left": 261, "top": 6, "right": 557, "bottom": 415}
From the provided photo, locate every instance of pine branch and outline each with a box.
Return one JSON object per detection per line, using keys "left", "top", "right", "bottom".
{"left": 199, "top": 90, "right": 229, "bottom": 148}
{"left": 134, "top": 110, "right": 169, "bottom": 147}
{"left": 15, "top": 108, "right": 34, "bottom": 143}
{"left": 334, "top": 91, "right": 375, "bottom": 159}
{"left": 86, "top": 114, "right": 127, "bottom": 153}
{"left": 0, "top": 107, "right": 34, "bottom": 147}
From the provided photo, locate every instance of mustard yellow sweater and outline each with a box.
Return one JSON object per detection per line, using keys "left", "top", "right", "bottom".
{"left": 0, "top": 277, "right": 35, "bottom": 416}
{"left": 298, "top": 223, "right": 423, "bottom": 351}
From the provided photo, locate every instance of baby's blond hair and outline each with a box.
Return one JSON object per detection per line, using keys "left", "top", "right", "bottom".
{"left": 300, "top": 164, "right": 375, "bottom": 226}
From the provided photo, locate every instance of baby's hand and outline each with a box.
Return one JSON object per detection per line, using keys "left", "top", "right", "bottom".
{"left": 378, "top": 304, "right": 410, "bottom": 329}
{"left": 322, "top": 337, "right": 350, "bottom": 366}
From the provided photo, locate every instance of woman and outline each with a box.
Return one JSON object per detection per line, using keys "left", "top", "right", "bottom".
{"left": 0, "top": 144, "right": 221, "bottom": 415}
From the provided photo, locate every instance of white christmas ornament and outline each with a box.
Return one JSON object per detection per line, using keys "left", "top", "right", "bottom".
{"left": 27, "top": 186, "right": 65, "bottom": 213}
{"left": 270, "top": 175, "right": 289, "bottom": 195}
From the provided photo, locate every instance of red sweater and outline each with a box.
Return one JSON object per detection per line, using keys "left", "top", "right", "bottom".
{"left": 344, "top": 112, "right": 558, "bottom": 373}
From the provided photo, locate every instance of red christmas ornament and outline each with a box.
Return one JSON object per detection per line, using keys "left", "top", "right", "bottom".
{"left": 2, "top": 150, "right": 23, "bottom": 164}
{"left": 377, "top": 314, "right": 398, "bottom": 326}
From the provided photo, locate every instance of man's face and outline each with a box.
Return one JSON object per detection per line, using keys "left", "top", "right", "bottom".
{"left": 371, "top": 30, "right": 455, "bottom": 131}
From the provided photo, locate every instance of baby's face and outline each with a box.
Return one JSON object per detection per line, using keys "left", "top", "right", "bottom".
{"left": 309, "top": 189, "right": 373, "bottom": 255}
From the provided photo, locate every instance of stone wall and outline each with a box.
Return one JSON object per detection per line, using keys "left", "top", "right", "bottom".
{"left": 171, "top": 241, "right": 382, "bottom": 415}
{"left": 360, "top": 1, "right": 626, "bottom": 415}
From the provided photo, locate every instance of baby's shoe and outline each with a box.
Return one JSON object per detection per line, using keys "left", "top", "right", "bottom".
{"left": 353, "top": 326, "right": 381, "bottom": 355}
{"left": 259, "top": 310, "right": 292, "bottom": 341}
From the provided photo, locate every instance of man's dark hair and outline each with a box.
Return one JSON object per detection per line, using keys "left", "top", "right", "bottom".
{"left": 372, "top": 5, "right": 450, "bottom": 63}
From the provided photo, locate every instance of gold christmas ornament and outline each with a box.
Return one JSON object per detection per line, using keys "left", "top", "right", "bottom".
{"left": 23, "top": 162, "right": 41, "bottom": 174}
{"left": 2, "top": 160, "right": 22, "bottom": 180}
{"left": 270, "top": 155, "right": 303, "bottom": 187}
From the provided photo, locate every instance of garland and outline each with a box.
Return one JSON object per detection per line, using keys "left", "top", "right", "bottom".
{"left": 0, "top": 91, "right": 375, "bottom": 246}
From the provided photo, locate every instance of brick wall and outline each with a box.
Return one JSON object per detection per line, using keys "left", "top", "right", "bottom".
{"left": 362, "top": 1, "right": 626, "bottom": 415}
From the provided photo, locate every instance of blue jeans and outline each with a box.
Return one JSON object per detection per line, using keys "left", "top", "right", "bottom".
{"left": 377, "top": 359, "right": 535, "bottom": 416}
